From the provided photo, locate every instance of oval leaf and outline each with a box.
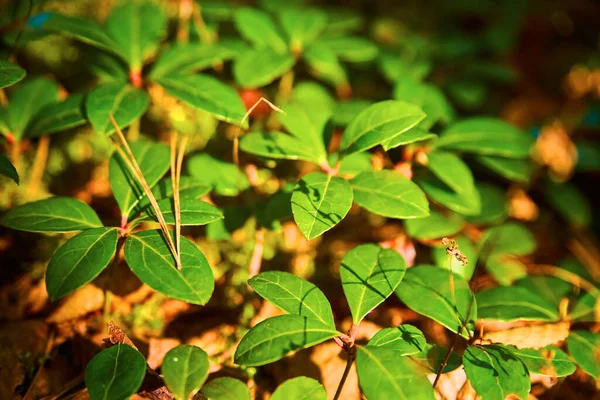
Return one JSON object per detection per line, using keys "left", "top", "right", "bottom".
{"left": 0, "top": 154, "right": 19, "bottom": 184}
{"left": 368, "top": 324, "right": 427, "bottom": 355}
{"left": 234, "top": 8, "right": 287, "bottom": 53}
{"left": 240, "top": 131, "right": 323, "bottom": 163}
{"left": 201, "top": 377, "right": 250, "bottom": 400}
{"left": 272, "top": 377, "right": 326, "bottom": 400}
{"left": 476, "top": 155, "right": 533, "bottom": 183}
{"left": 150, "top": 44, "right": 235, "bottom": 79}
{"left": 188, "top": 154, "right": 249, "bottom": 197}
{"left": 46, "top": 227, "right": 119, "bottom": 300}
{"left": 25, "top": 94, "right": 86, "bottom": 138}
{"left": 405, "top": 210, "right": 464, "bottom": 240}
{"left": 138, "top": 197, "right": 223, "bottom": 226}
{"left": 567, "top": 331, "right": 600, "bottom": 379}
{"left": 7, "top": 77, "right": 59, "bottom": 139}
{"left": 414, "top": 170, "right": 481, "bottom": 216}
{"left": 124, "top": 230, "right": 214, "bottom": 305}
{"left": 511, "top": 345, "right": 576, "bottom": 377}
{"left": 341, "top": 244, "right": 406, "bottom": 324}
{"left": 476, "top": 286, "right": 559, "bottom": 322}
{"left": 162, "top": 345, "right": 209, "bottom": 400}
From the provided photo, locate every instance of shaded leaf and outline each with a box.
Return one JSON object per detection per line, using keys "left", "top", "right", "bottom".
{"left": 0, "top": 154, "right": 19, "bottom": 184}
{"left": 150, "top": 44, "right": 235, "bottom": 79}
{"left": 479, "top": 222, "right": 536, "bottom": 256}
{"left": 202, "top": 378, "right": 250, "bottom": 400}
{"left": 464, "top": 183, "right": 507, "bottom": 225}
{"left": 188, "top": 154, "right": 249, "bottom": 196}
{"left": 7, "top": 77, "right": 59, "bottom": 139}
{"left": 333, "top": 100, "right": 372, "bottom": 127}
{"left": 405, "top": 210, "right": 464, "bottom": 240}
{"left": 234, "top": 48, "right": 295, "bottom": 88}
{"left": 320, "top": 36, "right": 379, "bottom": 63}
{"left": 278, "top": 102, "right": 330, "bottom": 162}
{"left": 138, "top": 197, "right": 223, "bottom": 226}
{"left": 476, "top": 286, "right": 559, "bottom": 322}
{"left": 303, "top": 43, "right": 347, "bottom": 86}
{"left": 567, "top": 331, "right": 600, "bottom": 379}
{"left": 393, "top": 79, "right": 454, "bottom": 129}
{"left": 162, "top": 345, "right": 209, "bottom": 400}
{"left": 240, "top": 131, "right": 323, "bottom": 163}
{"left": 545, "top": 180, "right": 591, "bottom": 228}
{"left": 476, "top": 155, "right": 533, "bottom": 183}
{"left": 415, "top": 170, "right": 481, "bottom": 216}
{"left": 511, "top": 345, "right": 576, "bottom": 377}
{"left": 368, "top": 324, "right": 426, "bottom": 355}
{"left": 425, "top": 151, "right": 475, "bottom": 197}
{"left": 25, "top": 94, "right": 86, "bottom": 138}
{"left": 410, "top": 343, "right": 462, "bottom": 374}
{"left": 0, "top": 60, "right": 26, "bottom": 89}
{"left": 234, "top": 8, "right": 287, "bottom": 53}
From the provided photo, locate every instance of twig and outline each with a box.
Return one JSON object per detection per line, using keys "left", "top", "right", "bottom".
{"left": 333, "top": 345, "right": 356, "bottom": 400}
{"left": 175, "top": 134, "right": 188, "bottom": 264}
{"left": 109, "top": 115, "right": 180, "bottom": 269}
{"left": 27, "top": 135, "right": 50, "bottom": 198}
{"left": 169, "top": 133, "right": 181, "bottom": 268}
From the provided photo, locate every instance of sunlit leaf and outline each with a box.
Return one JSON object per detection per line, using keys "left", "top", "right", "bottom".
{"left": 162, "top": 345, "right": 209, "bottom": 400}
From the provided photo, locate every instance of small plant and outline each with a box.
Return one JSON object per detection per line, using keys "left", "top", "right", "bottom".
{"left": 1, "top": 0, "right": 599, "bottom": 399}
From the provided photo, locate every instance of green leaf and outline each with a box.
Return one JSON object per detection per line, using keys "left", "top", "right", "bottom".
{"left": 134, "top": 176, "right": 211, "bottom": 214}
{"left": 156, "top": 73, "right": 246, "bottom": 126}
{"left": 479, "top": 222, "right": 536, "bottom": 256}
{"left": 379, "top": 53, "right": 431, "bottom": 83}
{"left": 46, "top": 228, "right": 118, "bottom": 300}
{"left": 109, "top": 139, "right": 170, "bottom": 219}
{"left": 279, "top": 9, "right": 327, "bottom": 51}
{"left": 545, "top": 180, "right": 591, "bottom": 228}
{"left": 234, "top": 48, "right": 295, "bottom": 88}
{"left": 464, "top": 344, "right": 530, "bottom": 400}
{"left": 187, "top": 154, "right": 249, "bottom": 196}
{"left": 396, "top": 266, "right": 476, "bottom": 338}
{"left": 393, "top": 79, "right": 454, "bottom": 129}
{"left": 516, "top": 275, "right": 573, "bottom": 307}
{"left": 33, "top": 13, "right": 124, "bottom": 60}
{"left": 124, "top": 230, "right": 214, "bottom": 305}
{"left": 150, "top": 44, "right": 235, "bottom": 79}
{"left": 340, "top": 100, "right": 426, "bottom": 155}
{"left": 271, "top": 377, "right": 326, "bottom": 400}
{"left": 234, "top": 8, "right": 288, "bottom": 53}
{"left": 249, "top": 271, "right": 334, "bottom": 327}
{"left": 425, "top": 151, "right": 476, "bottom": 197}
{"left": 337, "top": 152, "right": 372, "bottom": 176}
{"left": 278, "top": 103, "right": 330, "bottom": 162}
{"left": 240, "top": 132, "right": 323, "bottom": 163}
{"left": 84, "top": 344, "right": 146, "bottom": 400}
{"left": 291, "top": 82, "right": 335, "bottom": 118}
{"left": 0, "top": 60, "right": 26, "bottom": 89}
{"left": 234, "top": 314, "right": 339, "bottom": 366}
{"left": 382, "top": 127, "right": 436, "bottom": 151}
{"left": 351, "top": 170, "right": 429, "bottom": 219}
{"left": 340, "top": 244, "right": 406, "bottom": 324}
{"left": 511, "top": 346, "right": 576, "bottom": 377}
{"left": 105, "top": 1, "right": 166, "bottom": 69}
{"left": 434, "top": 117, "right": 534, "bottom": 158}
{"left": 432, "top": 235, "right": 477, "bottom": 280}
{"left": 464, "top": 183, "right": 507, "bottom": 225}
{"left": 201, "top": 378, "right": 250, "bottom": 400}
{"left": 476, "top": 286, "right": 559, "bottom": 322}
{"left": 476, "top": 155, "right": 533, "bottom": 183}
{"left": 24, "top": 94, "right": 86, "bottom": 138}
{"left": 303, "top": 43, "right": 348, "bottom": 86}
{"left": 567, "top": 331, "right": 600, "bottom": 379}
{"left": 320, "top": 36, "right": 379, "bottom": 63}
{"left": 256, "top": 185, "right": 293, "bottom": 230}
{"left": 414, "top": 170, "right": 481, "bottom": 216}
{"left": 7, "top": 77, "right": 59, "bottom": 139}
{"left": 0, "top": 154, "right": 19, "bottom": 184}
{"left": 1, "top": 196, "right": 102, "bottom": 233}
{"left": 85, "top": 82, "right": 149, "bottom": 136}
{"left": 356, "top": 346, "right": 435, "bottom": 400}
{"left": 291, "top": 172, "right": 353, "bottom": 240}
{"left": 368, "top": 325, "right": 426, "bottom": 355}
{"left": 485, "top": 254, "right": 527, "bottom": 286}
{"left": 162, "top": 345, "right": 209, "bottom": 400}
{"left": 410, "top": 343, "right": 462, "bottom": 374}
{"left": 333, "top": 100, "right": 372, "bottom": 127}
{"left": 138, "top": 197, "right": 223, "bottom": 226}
{"left": 405, "top": 210, "right": 464, "bottom": 240}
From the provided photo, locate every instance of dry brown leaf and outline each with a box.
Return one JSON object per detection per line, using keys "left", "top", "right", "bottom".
{"left": 107, "top": 321, "right": 137, "bottom": 348}
{"left": 0, "top": 274, "right": 48, "bottom": 320}
{"left": 47, "top": 284, "right": 104, "bottom": 323}
{"left": 480, "top": 321, "right": 571, "bottom": 349}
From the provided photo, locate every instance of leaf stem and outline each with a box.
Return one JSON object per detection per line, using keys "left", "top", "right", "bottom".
{"left": 104, "top": 238, "right": 125, "bottom": 325}
{"left": 109, "top": 115, "right": 180, "bottom": 269}
{"left": 333, "top": 344, "right": 356, "bottom": 400}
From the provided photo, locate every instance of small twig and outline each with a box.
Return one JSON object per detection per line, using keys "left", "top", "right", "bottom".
{"left": 109, "top": 115, "right": 180, "bottom": 269}
{"left": 27, "top": 135, "right": 50, "bottom": 198}
{"left": 527, "top": 264, "right": 600, "bottom": 299}
{"left": 175, "top": 134, "right": 188, "bottom": 263}
{"left": 169, "top": 133, "right": 181, "bottom": 268}
{"left": 333, "top": 344, "right": 356, "bottom": 400}
{"left": 433, "top": 330, "right": 461, "bottom": 388}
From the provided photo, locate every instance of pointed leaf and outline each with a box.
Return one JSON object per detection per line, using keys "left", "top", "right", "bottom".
{"left": 279, "top": 9, "right": 327, "bottom": 51}
{"left": 303, "top": 43, "right": 348, "bottom": 86}
{"left": 356, "top": 346, "right": 435, "bottom": 400}
{"left": 46, "top": 227, "right": 119, "bottom": 300}
{"left": 0, "top": 154, "right": 19, "bottom": 184}
{"left": 234, "top": 48, "right": 295, "bottom": 88}
{"left": 25, "top": 94, "right": 86, "bottom": 138}
{"left": 86, "top": 82, "right": 149, "bottom": 135}
{"left": 278, "top": 103, "right": 329, "bottom": 162}
{"left": 162, "top": 345, "right": 209, "bottom": 400}
{"left": 396, "top": 266, "right": 476, "bottom": 338}
{"left": 187, "top": 154, "right": 249, "bottom": 196}
{"left": 291, "top": 172, "right": 353, "bottom": 240}
{"left": 340, "top": 100, "right": 426, "bottom": 155}
{"left": 7, "top": 77, "right": 59, "bottom": 139}
{"left": 134, "top": 176, "right": 211, "bottom": 214}
{"left": 0, "top": 60, "right": 26, "bottom": 89}
{"left": 156, "top": 73, "right": 246, "bottom": 126}
{"left": 425, "top": 151, "right": 476, "bottom": 196}
{"left": 393, "top": 79, "right": 454, "bottom": 129}
{"left": 405, "top": 210, "right": 464, "bottom": 240}
{"left": 476, "top": 286, "right": 559, "bottom": 322}
{"left": 234, "top": 315, "right": 339, "bottom": 366}
{"left": 368, "top": 324, "right": 426, "bottom": 355}
{"left": 84, "top": 344, "right": 146, "bottom": 400}
{"left": 341, "top": 244, "right": 406, "bottom": 324}
{"left": 272, "top": 377, "right": 326, "bottom": 400}
{"left": 138, "top": 197, "right": 223, "bottom": 226}
{"left": 351, "top": 170, "right": 429, "bottom": 219}
{"left": 234, "top": 8, "right": 287, "bottom": 53}
{"left": 382, "top": 127, "right": 436, "bottom": 151}
{"left": 240, "top": 131, "right": 323, "bottom": 163}
{"left": 511, "top": 345, "right": 576, "bottom": 377}
{"left": 567, "top": 331, "right": 600, "bottom": 379}
{"left": 463, "top": 344, "right": 530, "bottom": 400}
{"left": 201, "top": 378, "right": 250, "bottom": 400}
{"left": 109, "top": 139, "right": 170, "bottom": 218}
{"left": 150, "top": 44, "right": 235, "bottom": 79}
{"left": 1, "top": 197, "right": 102, "bottom": 233}
{"left": 249, "top": 271, "right": 334, "bottom": 326}
{"left": 415, "top": 170, "right": 481, "bottom": 216}
{"left": 476, "top": 155, "right": 533, "bottom": 183}
{"left": 333, "top": 100, "right": 372, "bottom": 127}
{"left": 124, "top": 230, "right": 214, "bottom": 305}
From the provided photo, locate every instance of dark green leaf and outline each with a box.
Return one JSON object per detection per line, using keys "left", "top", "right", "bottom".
{"left": 124, "top": 230, "right": 214, "bottom": 305}
{"left": 85, "top": 82, "right": 149, "bottom": 136}
{"left": 0, "top": 60, "right": 26, "bottom": 89}
{"left": 479, "top": 222, "right": 536, "bottom": 256}
{"left": 464, "top": 183, "right": 507, "bottom": 225}
{"left": 476, "top": 155, "right": 533, "bottom": 183}
{"left": 256, "top": 185, "right": 293, "bottom": 230}
{"left": 368, "top": 325, "right": 426, "bottom": 355}
{"left": 1, "top": 196, "right": 102, "bottom": 233}
{"left": 7, "top": 77, "right": 59, "bottom": 139}
{"left": 150, "top": 44, "right": 235, "bottom": 79}
{"left": 201, "top": 378, "right": 250, "bottom": 400}
{"left": 207, "top": 206, "right": 251, "bottom": 241}
{"left": 84, "top": 344, "right": 146, "bottom": 400}
{"left": 46, "top": 228, "right": 118, "bottom": 300}
{"left": 463, "top": 344, "right": 530, "bottom": 400}
{"left": 138, "top": 197, "right": 223, "bottom": 226}
{"left": 320, "top": 36, "right": 379, "bottom": 63}
{"left": 425, "top": 151, "right": 476, "bottom": 197}
{"left": 240, "top": 132, "right": 323, "bottom": 163}
{"left": 545, "top": 180, "right": 591, "bottom": 228}
{"left": 340, "top": 100, "right": 426, "bottom": 155}
{"left": 405, "top": 210, "right": 464, "bottom": 240}
{"left": 25, "top": 94, "right": 86, "bottom": 138}
{"left": 511, "top": 345, "right": 576, "bottom": 377}
{"left": 0, "top": 154, "right": 19, "bottom": 184}
{"left": 410, "top": 343, "right": 462, "bottom": 374}
{"left": 393, "top": 79, "right": 454, "bottom": 129}
{"left": 234, "top": 48, "right": 295, "bottom": 88}
{"left": 162, "top": 345, "right": 209, "bottom": 400}
{"left": 271, "top": 377, "right": 326, "bottom": 400}
{"left": 415, "top": 170, "right": 481, "bottom": 216}
{"left": 156, "top": 73, "right": 246, "bottom": 126}
{"left": 249, "top": 271, "right": 334, "bottom": 327}
{"left": 279, "top": 9, "right": 327, "bottom": 51}
{"left": 396, "top": 266, "right": 476, "bottom": 337}
{"left": 351, "top": 170, "right": 429, "bottom": 219}
{"left": 333, "top": 100, "right": 372, "bottom": 127}
{"left": 234, "top": 315, "right": 339, "bottom": 366}
{"left": 291, "top": 172, "right": 353, "bottom": 240}
{"left": 356, "top": 346, "right": 435, "bottom": 400}
{"left": 476, "top": 286, "right": 559, "bottom": 322}
{"left": 187, "top": 154, "right": 249, "bottom": 196}
{"left": 303, "top": 43, "right": 347, "bottom": 86}
{"left": 234, "top": 8, "right": 287, "bottom": 53}
{"left": 341, "top": 244, "right": 406, "bottom": 324}
{"left": 379, "top": 53, "right": 430, "bottom": 83}
{"left": 567, "top": 331, "right": 600, "bottom": 379}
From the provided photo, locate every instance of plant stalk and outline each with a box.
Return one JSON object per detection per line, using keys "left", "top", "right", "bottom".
{"left": 27, "top": 135, "right": 50, "bottom": 198}
{"left": 333, "top": 345, "right": 356, "bottom": 400}
{"left": 104, "top": 238, "right": 125, "bottom": 324}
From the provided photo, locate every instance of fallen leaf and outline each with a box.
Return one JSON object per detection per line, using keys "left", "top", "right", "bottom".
{"left": 47, "top": 284, "right": 104, "bottom": 323}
